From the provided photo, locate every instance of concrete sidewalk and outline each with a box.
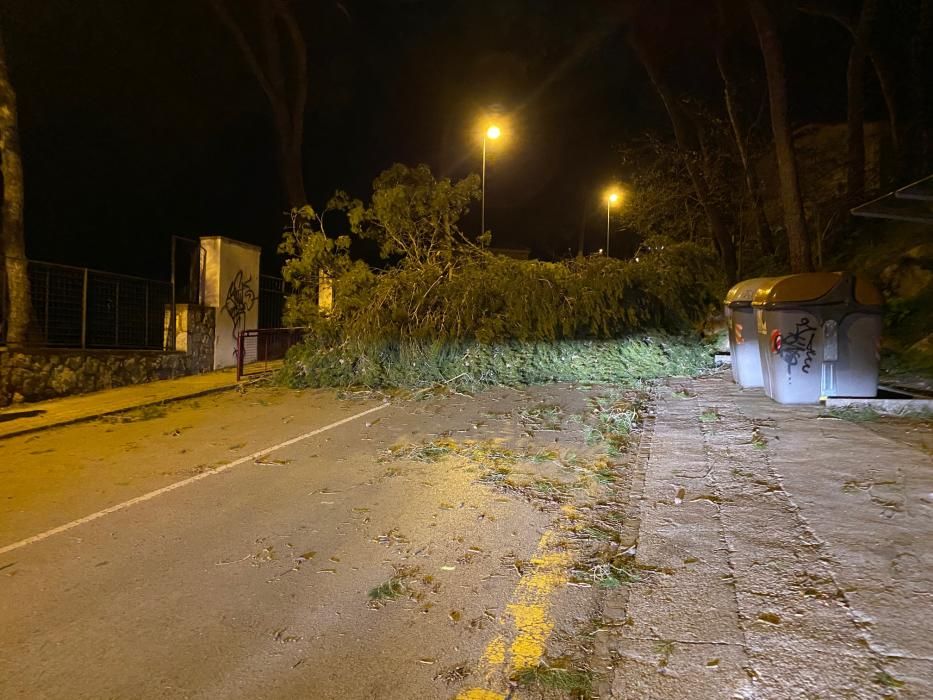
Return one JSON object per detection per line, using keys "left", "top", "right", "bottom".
{"left": 600, "top": 375, "right": 933, "bottom": 699}
{"left": 0, "top": 369, "right": 240, "bottom": 440}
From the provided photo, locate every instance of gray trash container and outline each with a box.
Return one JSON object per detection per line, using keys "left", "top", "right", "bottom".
{"left": 724, "top": 277, "right": 777, "bottom": 388}
{"left": 753, "top": 272, "right": 883, "bottom": 404}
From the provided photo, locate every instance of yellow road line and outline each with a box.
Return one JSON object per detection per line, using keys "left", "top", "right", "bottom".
{"left": 456, "top": 690, "right": 505, "bottom": 700}
{"left": 456, "top": 525, "right": 573, "bottom": 699}
{"left": 507, "top": 546, "right": 572, "bottom": 669}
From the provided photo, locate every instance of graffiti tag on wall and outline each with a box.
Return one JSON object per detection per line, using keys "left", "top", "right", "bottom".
{"left": 224, "top": 270, "right": 256, "bottom": 358}
{"left": 772, "top": 316, "right": 818, "bottom": 377}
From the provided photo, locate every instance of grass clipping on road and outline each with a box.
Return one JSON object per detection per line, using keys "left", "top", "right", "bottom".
{"left": 514, "top": 664, "right": 594, "bottom": 696}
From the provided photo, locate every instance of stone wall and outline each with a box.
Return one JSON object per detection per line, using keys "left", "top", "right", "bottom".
{"left": 0, "top": 303, "right": 219, "bottom": 407}
{"left": 0, "top": 349, "right": 191, "bottom": 406}
{"left": 168, "top": 304, "right": 215, "bottom": 375}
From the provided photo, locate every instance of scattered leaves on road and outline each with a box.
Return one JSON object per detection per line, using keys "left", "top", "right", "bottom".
{"left": 874, "top": 671, "right": 906, "bottom": 689}
{"left": 254, "top": 454, "right": 293, "bottom": 465}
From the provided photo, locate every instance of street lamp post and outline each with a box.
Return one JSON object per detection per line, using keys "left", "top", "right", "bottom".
{"left": 482, "top": 124, "right": 501, "bottom": 235}
{"left": 606, "top": 191, "right": 619, "bottom": 256}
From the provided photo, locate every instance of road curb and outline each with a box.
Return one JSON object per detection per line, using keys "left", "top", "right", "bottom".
{"left": 0, "top": 383, "right": 240, "bottom": 441}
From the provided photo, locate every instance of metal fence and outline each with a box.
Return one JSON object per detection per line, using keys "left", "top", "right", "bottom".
{"left": 1, "top": 259, "right": 173, "bottom": 350}
{"left": 236, "top": 327, "right": 307, "bottom": 380}
{"left": 259, "top": 274, "right": 287, "bottom": 329}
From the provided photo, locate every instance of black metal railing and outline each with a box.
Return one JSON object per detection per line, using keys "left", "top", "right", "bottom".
{"left": 236, "top": 327, "right": 306, "bottom": 380}
{"left": 2, "top": 258, "right": 173, "bottom": 350}
{"left": 259, "top": 274, "right": 287, "bottom": 329}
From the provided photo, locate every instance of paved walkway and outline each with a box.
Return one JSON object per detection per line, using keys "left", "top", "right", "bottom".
{"left": 601, "top": 375, "right": 933, "bottom": 699}
{"left": 0, "top": 369, "right": 239, "bottom": 440}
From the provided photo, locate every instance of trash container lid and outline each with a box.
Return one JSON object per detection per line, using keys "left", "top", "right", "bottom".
{"left": 725, "top": 277, "right": 779, "bottom": 307}
{"left": 854, "top": 277, "right": 884, "bottom": 305}
{"left": 752, "top": 272, "right": 883, "bottom": 308}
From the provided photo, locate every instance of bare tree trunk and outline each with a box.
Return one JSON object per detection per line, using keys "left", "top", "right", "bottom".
{"left": 799, "top": 2, "right": 902, "bottom": 184}
{"left": 749, "top": 0, "right": 812, "bottom": 272}
{"left": 0, "top": 27, "right": 30, "bottom": 346}
{"left": 714, "top": 28, "right": 774, "bottom": 255}
{"left": 870, "top": 46, "right": 902, "bottom": 180}
{"left": 846, "top": 0, "right": 878, "bottom": 205}
{"left": 210, "top": 0, "right": 308, "bottom": 209}
{"left": 846, "top": 48, "right": 866, "bottom": 205}
{"left": 629, "top": 34, "right": 738, "bottom": 283}
{"left": 281, "top": 147, "right": 306, "bottom": 210}
{"left": 275, "top": 111, "right": 306, "bottom": 209}
{"left": 914, "top": 0, "right": 933, "bottom": 173}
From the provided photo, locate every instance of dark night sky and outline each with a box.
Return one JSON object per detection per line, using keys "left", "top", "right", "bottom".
{"left": 2, "top": 0, "right": 859, "bottom": 279}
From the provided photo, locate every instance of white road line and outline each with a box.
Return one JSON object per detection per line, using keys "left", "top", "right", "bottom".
{"left": 0, "top": 402, "right": 390, "bottom": 557}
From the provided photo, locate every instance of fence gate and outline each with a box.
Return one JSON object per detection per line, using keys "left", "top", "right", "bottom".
{"left": 236, "top": 327, "right": 307, "bottom": 380}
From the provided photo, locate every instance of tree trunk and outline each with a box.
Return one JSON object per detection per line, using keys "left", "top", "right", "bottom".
{"left": 0, "top": 28, "right": 30, "bottom": 346}
{"left": 281, "top": 144, "right": 306, "bottom": 210}
{"left": 629, "top": 34, "right": 738, "bottom": 283}
{"left": 210, "top": 0, "right": 308, "bottom": 209}
{"left": 714, "top": 34, "right": 774, "bottom": 255}
{"left": 869, "top": 44, "right": 901, "bottom": 182}
{"left": 799, "top": 2, "right": 902, "bottom": 184}
{"left": 846, "top": 42, "right": 867, "bottom": 205}
{"left": 914, "top": 0, "right": 933, "bottom": 173}
{"left": 749, "top": 0, "right": 812, "bottom": 272}
{"left": 275, "top": 109, "right": 306, "bottom": 209}
{"left": 846, "top": 0, "right": 878, "bottom": 206}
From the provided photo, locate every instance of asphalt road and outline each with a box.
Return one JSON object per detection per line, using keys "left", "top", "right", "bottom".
{"left": 7, "top": 378, "right": 930, "bottom": 699}
{"left": 0, "top": 384, "right": 609, "bottom": 699}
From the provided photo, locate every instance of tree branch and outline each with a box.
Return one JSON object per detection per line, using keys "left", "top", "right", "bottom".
{"left": 273, "top": 0, "right": 308, "bottom": 153}
{"left": 208, "top": 0, "right": 281, "bottom": 113}
{"left": 259, "top": 4, "right": 286, "bottom": 100}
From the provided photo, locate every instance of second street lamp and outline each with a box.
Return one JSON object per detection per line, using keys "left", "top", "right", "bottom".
{"left": 606, "top": 191, "right": 620, "bottom": 256}
{"left": 482, "top": 125, "right": 501, "bottom": 236}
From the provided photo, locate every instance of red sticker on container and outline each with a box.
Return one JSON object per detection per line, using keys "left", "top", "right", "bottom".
{"left": 770, "top": 329, "right": 782, "bottom": 354}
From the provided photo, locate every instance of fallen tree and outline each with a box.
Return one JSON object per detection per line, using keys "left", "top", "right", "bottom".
{"left": 279, "top": 164, "right": 725, "bottom": 389}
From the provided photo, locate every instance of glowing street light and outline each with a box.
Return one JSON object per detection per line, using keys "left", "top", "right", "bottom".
{"left": 606, "top": 190, "right": 621, "bottom": 256}
{"left": 482, "top": 124, "right": 501, "bottom": 236}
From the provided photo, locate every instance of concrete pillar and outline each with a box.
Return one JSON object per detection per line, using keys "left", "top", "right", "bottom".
{"left": 200, "top": 236, "right": 261, "bottom": 370}
{"left": 318, "top": 270, "right": 334, "bottom": 312}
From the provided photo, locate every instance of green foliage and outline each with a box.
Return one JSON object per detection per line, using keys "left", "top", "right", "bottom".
{"left": 337, "top": 163, "right": 482, "bottom": 263}
{"left": 873, "top": 671, "right": 905, "bottom": 689}
{"left": 514, "top": 664, "right": 593, "bottom": 696}
{"left": 618, "top": 125, "right": 784, "bottom": 278}
{"left": 286, "top": 244, "right": 723, "bottom": 346}
{"left": 281, "top": 336, "right": 714, "bottom": 391}
{"left": 278, "top": 163, "right": 723, "bottom": 389}
{"left": 368, "top": 576, "right": 408, "bottom": 601}
{"left": 882, "top": 346, "right": 933, "bottom": 381}
{"left": 827, "top": 406, "right": 882, "bottom": 423}
{"left": 619, "top": 135, "right": 707, "bottom": 245}
{"left": 278, "top": 204, "right": 375, "bottom": 333}
{"left": 585, "top": 392, "right": 642, "bottom": 456}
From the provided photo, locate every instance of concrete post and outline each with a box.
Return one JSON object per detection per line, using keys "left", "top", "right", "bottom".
{"left": 200, "top": 236, "right": 261, "bottom": 370}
